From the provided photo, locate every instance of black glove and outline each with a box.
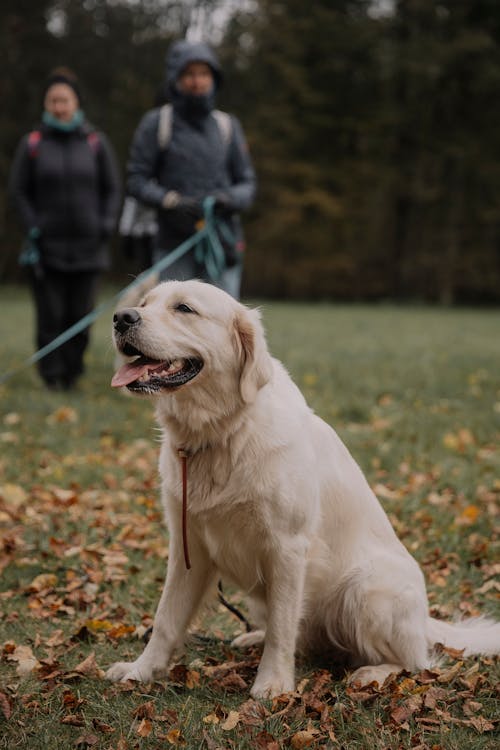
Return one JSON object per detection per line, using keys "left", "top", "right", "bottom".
{"left": 213, "top": 193, "right": 234, "bottom": 216}
{"left": 121, "top": 235, "right": 136, "bottom": 259}
{"left": 163, "top": 191, "right": 203, "bottom": 219}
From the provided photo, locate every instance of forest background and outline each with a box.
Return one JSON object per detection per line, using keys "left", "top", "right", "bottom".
{"left": 2, "top": 0, "right": 500, "bottom": 304}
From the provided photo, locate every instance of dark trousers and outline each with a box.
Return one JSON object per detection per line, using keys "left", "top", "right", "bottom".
{"left": 31, "top": 268, "right": 99, "bottom": 385}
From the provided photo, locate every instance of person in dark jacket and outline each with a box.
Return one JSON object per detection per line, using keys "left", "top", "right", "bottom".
{"left": 127, "top": 40, "right": 256, "bottom": 299}
{"left": 9, "top": 67, "right": 121, "bottom": 390}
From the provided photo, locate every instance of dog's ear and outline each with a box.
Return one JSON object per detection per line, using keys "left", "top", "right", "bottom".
{"left": 234, "top": 308, "right": 273, "bottom": 404}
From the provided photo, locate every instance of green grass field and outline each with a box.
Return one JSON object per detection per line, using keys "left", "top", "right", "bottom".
{"left": 0, "top": 284, "right": 499, "bottom": 749}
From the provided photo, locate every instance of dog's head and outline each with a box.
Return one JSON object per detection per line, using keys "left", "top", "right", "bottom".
{"left": 112, "top": 280, "right": 273, "bottom": 406}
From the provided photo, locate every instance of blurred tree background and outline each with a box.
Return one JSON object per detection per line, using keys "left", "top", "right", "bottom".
{"left": 2, "top": 0, "right": 500, "bottom": 302}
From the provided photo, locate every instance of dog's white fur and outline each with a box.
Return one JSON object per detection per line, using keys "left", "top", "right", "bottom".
{"left": 107, "top": 280, "right": 500, "bottom": 698}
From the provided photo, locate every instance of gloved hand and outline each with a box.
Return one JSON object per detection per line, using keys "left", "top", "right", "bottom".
{"left": 162, "top": 191, "right": 203, "bottom": 219}
{"left": 121, "top": 235, "right": 136, "bottom": 259}
{"left": 213, "top": 193, "right": 234, "bottom": 216}
{"left": 100, "top": 225, "right": 114, "bottom": 241}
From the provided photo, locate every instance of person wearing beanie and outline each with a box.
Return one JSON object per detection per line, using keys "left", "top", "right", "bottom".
{"left": 9, "top": 67, "right": 122, "bottom": 391}
{"left": 126, "top": 40, "right": 256, "bottom": 299}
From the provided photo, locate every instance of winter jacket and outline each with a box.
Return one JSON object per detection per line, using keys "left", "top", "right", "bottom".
{"left": 126, "top": 41, "right": 256, "bottom": 252}
{"left": 9, "top": 119, "right": 121, "bottom": 271}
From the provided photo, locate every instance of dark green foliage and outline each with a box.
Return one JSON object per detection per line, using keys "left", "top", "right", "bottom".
{"left": 2, "top": 0, "right": 500, "bottom": 301}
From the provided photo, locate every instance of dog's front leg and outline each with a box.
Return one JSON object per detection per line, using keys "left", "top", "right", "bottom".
{"left": 106, "top": 536, "right": 214, "bottom": 684}
{"left": 251, "top": 535, "right": 308, "bottom": 700}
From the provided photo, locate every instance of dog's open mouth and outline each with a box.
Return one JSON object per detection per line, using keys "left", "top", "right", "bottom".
{"left": 111, "top": 354, "right": 203, "bottom": 392}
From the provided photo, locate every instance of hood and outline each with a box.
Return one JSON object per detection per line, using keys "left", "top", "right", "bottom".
{"left": 165, "top": 40, "right": 223, "bottom": 94}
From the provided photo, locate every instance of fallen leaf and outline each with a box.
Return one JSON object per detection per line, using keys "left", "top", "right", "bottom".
{"left": 163, "top": 727, "right": 186, "bottom": 745}
{"left": 0, "top": 483, "right": 27, "bottom": 507}
{"left": 10, "top": 645, "right": 41, "bottom": 676}
{"left": 72, "top": 652, "right": 104, "bottom": 679}
{"left": 75, "top": 732, "right": 99, "bottom": 747}
{"left": 0, "top": 692, "right": 12, "bottom": 720}
{"left": 92, "top": 718, "right": 115, "bottom": 734}
{"left": 61, "top": 714, "right": 85, "bottom": 726}
{"left": 238, "top": 698, "right": 270, "bottom": 727}
{"left": 47, "top": 406, "right": 78, "bottom": 424}
{"left": 136, "top": 718, "right": 152, "bottom": 737}
{"left": 455, "top": 505, "right": 480, "bottom": 526}
{"left": 468, "top": 715, "right": 495, "bottom": 733}
{"left": 221, "top": 710, "right": 240, "bottom": 731}
{"left": 26, "top": 573, "right": 58, "bottom": 593}
{"left": 390, "top": 695, "right": 422, "bottom": 725}
{"left": 290, "top": 729, "right": 321, "bottom": 748}
{"left": 132, "top": 700, "right": 156, "bottom": 720}
{"left": 84, "top": 619, "right": 114, "bottom": 633}
{"left": 437, "top": 661, "right": 463, "bottom": 683}
{"left": 202, "top": 712, "right": 220, "bottom": 725}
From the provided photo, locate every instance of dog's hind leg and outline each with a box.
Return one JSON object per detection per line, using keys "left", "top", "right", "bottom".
{"left": 338, "top": 580, "right": 431, "bottom": 688}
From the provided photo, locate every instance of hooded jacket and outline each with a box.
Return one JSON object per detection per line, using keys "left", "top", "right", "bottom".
{"left": 126, "top": 40, "right": 256, "bottom": 252}
{"left": 9, "top": 118, "right": 121, "bottom": 272}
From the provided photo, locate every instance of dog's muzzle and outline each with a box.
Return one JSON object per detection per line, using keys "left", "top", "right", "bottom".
{"left": 113, "top": 308, "right": 141, "bottom": 334}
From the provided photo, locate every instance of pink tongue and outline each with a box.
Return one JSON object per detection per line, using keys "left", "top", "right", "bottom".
{"left": 111, "top": 356, "right": 167, "bottom": 388}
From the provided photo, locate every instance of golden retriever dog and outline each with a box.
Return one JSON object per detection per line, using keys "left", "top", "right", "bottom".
{"left": 106, "top": 279, "right": 500, "bottom": 699}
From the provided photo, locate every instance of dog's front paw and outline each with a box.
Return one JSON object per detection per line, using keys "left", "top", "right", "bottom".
{"left": 106, "top": 660, "right": 156, "bottom": 683}
{"left": 250, "top": 672, "right": 295, "bottom": 700}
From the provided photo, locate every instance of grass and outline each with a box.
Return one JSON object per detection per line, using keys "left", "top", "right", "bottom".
{"left": 0, "top": 283, "right": 499, "bottom": 749}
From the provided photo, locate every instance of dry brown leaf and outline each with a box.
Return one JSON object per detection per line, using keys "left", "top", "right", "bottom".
{"left": 75, "top": 732, "right": 99, "bottom": 747}
{"left": 61, "top": 714, "right": 85, "bottom": 726}
{"left": 390, "top": 695, "right": 423, "bottom": 725}
{"left": 10, "top": 645, "right": 41, "bottom": 677}
{"left": 0, "top": 483, "right": 27, "bottom": 507}
{"left": 0, "top": 692, "right": 12, "bottom": 720}
{"left": 133, "top": 700, "right": 156, "bottom": 720}
{"left": 210, "top": 670, "right": 247, "bottom": 692}
{"left": 26, "top": 573, "right": 58, "bottom": 593}
{"left": 290, "top": 728, "right": 321, "bottom": 748}
{"left": 254, "top": 729, "right": 280, "bottom": 749}
{"left": 238, "top": 698, "right": 270, "bottom": 726}
{"left": 73, "top": 652, "right": 104, "bottom": 679}
{"left": 92, "top": 718, "right": 115, "bottom": 734}
{"left": 136, "top": 718, "right": 152, "bottom": 737}
{"left": 45, "top": 629, "right": 66, "bottom": 648}
{"left": 437, "top": 661, "right": 463, "bottom": 683}
{"left": 468, "top": 715, "right": 496, "bottom": 733}
{"left": 422, "top": 686, "right": 449, "bottom": 709}
{"left": 202, "top": 712, "right": 220, "bottom": 725}
{"left": 221, "top": 709, "right": 240, "bottom": 731}
{"left": 163, "top": 727, "right": 186, "bottom": 746}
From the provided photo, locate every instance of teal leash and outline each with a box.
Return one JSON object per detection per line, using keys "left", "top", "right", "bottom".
{"left": 0, "top": 199, "right": 228, "bottom": 386}
{"left": 194, "top": 196, "right": 228, "bottom": 282}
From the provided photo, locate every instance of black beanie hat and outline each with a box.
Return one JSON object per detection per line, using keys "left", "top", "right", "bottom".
{"left": 44, "top": 66, "right": 82, "bottom": 104}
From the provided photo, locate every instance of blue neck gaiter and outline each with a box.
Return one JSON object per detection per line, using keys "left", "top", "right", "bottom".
{"left": 42, "top": 109, "right": 85, "bottom": 132}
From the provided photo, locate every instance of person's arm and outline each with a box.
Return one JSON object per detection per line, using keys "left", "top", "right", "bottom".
{"left": 218, "top": 116, "right": 257, "bottom": 212}
{"left": 127, "top": 109, "right": 167, "bottom": 208}
{"left": 97, "top": 132, "right": 122, "bottom": 237}
{"left": 8, "top": 135, "right": 38, "bottom": 232}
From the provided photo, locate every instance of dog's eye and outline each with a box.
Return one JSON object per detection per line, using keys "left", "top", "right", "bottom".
{"left": 175, "top": 303, "right": 196, "bottom": 314}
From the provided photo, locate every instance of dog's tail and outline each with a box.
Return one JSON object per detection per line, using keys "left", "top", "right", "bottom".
{"left": 427, "top": 616, "right": 500, "bottom": 656}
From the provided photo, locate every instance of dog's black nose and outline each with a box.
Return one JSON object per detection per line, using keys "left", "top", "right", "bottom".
{"left": 113, "top": 308, "right": 141, "bottom": 334}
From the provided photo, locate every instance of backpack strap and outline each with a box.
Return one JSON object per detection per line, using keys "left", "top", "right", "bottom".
{"left": 156, "top": 104, "right": 233, "bottom": 150}
{"left": 212, "top": 110, "right": 232, "bottom": 148}
{"left": 158, "top": 103, "right": 173, "bottom": 150}
{"left": 28, "top": 129, "right": 100, "bottom": 158}
{"left": 86, "top": 131, "right": 100, "bottom": 154}
{"left": 27, "top": 131, "right": 42, "bottom": 158}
